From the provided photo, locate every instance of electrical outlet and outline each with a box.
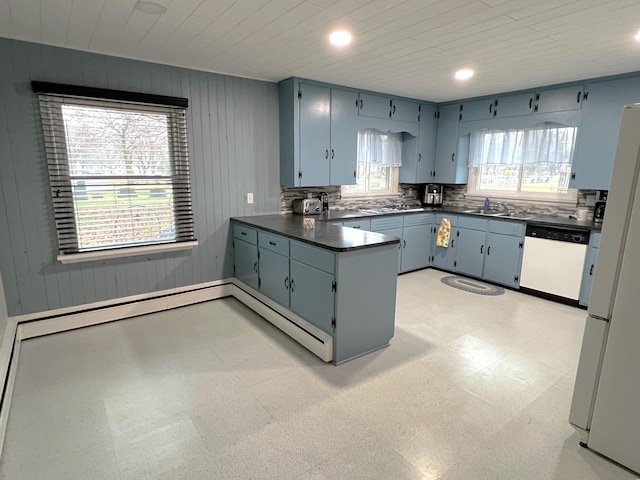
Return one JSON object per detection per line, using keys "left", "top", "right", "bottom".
{"left": 246, "top": 192, "right": 254, "bottom": 204}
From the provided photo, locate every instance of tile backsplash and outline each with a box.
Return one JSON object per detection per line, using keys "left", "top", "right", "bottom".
{"left": 281, "top": 185, "right": 423, "bottom": 212}
{"left": 443, "top": 184, "right": 598, "bottom": 219}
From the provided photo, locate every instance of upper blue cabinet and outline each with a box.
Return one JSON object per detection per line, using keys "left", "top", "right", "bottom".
{"left": 358, "top": 92, "right": 420, "bottom": 122}
{"left": 400, "top": 104, "right": 437, "bottom": 183}
{"left": 495, "top": 92, "right": 535, "bottom": 118}
{"left": 434, "top": 103, "right": 467, "bottom": 184}
{"left": 279, "top": 79, "right": 358, "bottom": 187}
{"left": 570, "top": 76, "right": 640, "bottom": 190}
{"left": 459, "top": 98, "right": 497, "bottom": 122}
{"left": 535, "top": 85, "right": 584, "bottom": 114}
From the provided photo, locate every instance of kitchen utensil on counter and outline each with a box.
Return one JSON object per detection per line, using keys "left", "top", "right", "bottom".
{"left": 423, "top": 184, "right": 443, "bottom": 206}
{"left": 292, "top": 198, "right": 321, "bottom": 215}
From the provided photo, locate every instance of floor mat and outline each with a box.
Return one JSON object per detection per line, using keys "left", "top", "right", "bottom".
{"left": 440, "top": 275, "right": 505, "bottom": 296}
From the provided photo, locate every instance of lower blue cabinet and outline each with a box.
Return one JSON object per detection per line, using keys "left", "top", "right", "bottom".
{"left": 483, "top": 233, "right": 523, "bottom": 287}
{"left": 289, "top": 259, "right": 336, "bottom": 334}
{"left": 258, "top": 248, "right": 290, "bottom": 307}
{"left": 401, "top": 224, "right": 431, "bottom": 272}
{"left": 374, "top": 227, "right": 403, "bottom": 272}
{"left": 234, "top": 238, "right": 259, "bottom": 290}
{"left": 454, "top": 227, "right": 486, "bottom": 277}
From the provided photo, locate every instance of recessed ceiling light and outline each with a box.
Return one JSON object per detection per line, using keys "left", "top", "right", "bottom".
{"left": 329, "top": 31, "right": 352, "bottom": 47}
{"left": 634, "top": 30, "right": 640, "bottom": 41}
{"left": 135, "top": 1, "right": 167, "bottom": 15}
{"left": 454, "top": 68, "right": 475, "bottom": 81}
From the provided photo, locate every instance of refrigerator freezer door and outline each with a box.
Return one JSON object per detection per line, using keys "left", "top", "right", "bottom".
{"left": 569, "top": 316, "right": 608, "bottom": 431}
{"left": 588, "top": 105, "right": 640, "bottom": 321}
{"left": 588, "top": 145, "right": 640, "bottom": 473}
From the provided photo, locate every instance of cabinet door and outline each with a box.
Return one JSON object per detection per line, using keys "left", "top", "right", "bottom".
{"left": 358, "top": 92, "right": 391, "bottom": 119}
{"left": 434, "top": 103, "right": 460, "bottom": 183}
{"left": 258, "top": 248, "right": 290, "bottom": 307}
{"left": 495, "top": 92, "right": 535, "bottom": 118}
{"left": 483, "top": 233, "right": 523, "bottom": 287}
{"left": 391, "top": 99, "right": 419, "bottom": 123}
{"left": 374, "top": 227, "right": 403, "bottom": 273}
{"left": 330, "top": 88, "right": 358, "bottom": 185}
{"left": 455, "top": 228, "right": 486, "bottom": 278}
{"left": 400, "top": 224, "right": 430, "bottom": 273}
{"left": 433, "top": 226, "right": 457, "bottom": 270}
{"left": 234, "top": 238, "right": 259, "bottom": 290}
{"left": 460, "top": 98, "right": 496, "bottom": 122}
{"left": 343, "top": 219, "right": 371, "bottom": 231}
{"left": 570, "top": 77, "right": 640, "bottom": 190}
{"left": 579, "top": 246, "right": 599, "bottom": 307}
{"left": 290, "top": 260, "right": 335, "bottom": 334}
{"left": 299, "top": 83, "right": 330, "bottom": 186}
{"left": 535, "top": 85, "right": 584, "bottom": 114}
{"left": 417, "top": 104, "right": 437, "bottom": 182}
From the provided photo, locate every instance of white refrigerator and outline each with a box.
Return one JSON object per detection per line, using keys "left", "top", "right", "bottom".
{"left": 569, "top": 103, "right": 640, "bottom": 474}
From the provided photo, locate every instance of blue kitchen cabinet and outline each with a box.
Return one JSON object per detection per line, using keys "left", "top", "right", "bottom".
{"left": 279, "top": 78, "right": 358, "bottom": 187}
{"left": 434, "top": 104, "right": 467, "bottom": 184}
{"left": 454, "top": 227, "right": 486, "bottom": 278}
{"left": 358, "top": 92, "right": 391, "bottom": 119}
{"left": 400, "top": 103, "right": 437, "bottom": 184}
{"left": 391, "top": 98, "right": 420, "bottom": 123}
{"left": 330, "top": 87, "right": 359, "bottom": 185}
{"left": 495, "top": 91, "right": 535, "bottom": 118}
{"left": 299, "top": 83, "right": 331, "bottom": 186}
{"left": 289, "top": 259, "right": 335, "bottom": 335}
{"left": 535, "top": 85, "right": 584, "bottom": 114}
{"left": 258, "top": 248, "right": 290, "bottom": 307}
{"left": 433, "top": 214, "right": 457, "bottom": 270}
{"left": 233, "top": 238, "right": 259, "bottom": 290}
{"left": 400, "top": 225, "right": 430, "bottom": 273}
{"left": 570, "top": 77, "right": 640, "bottom": 190}
{"left": 483, "top": 233, "right": 523, "bottom": 287}
{"left": 342, "top": 219, "right": 371, "bottom": 230}
{"left": 371, "top": 216, "right": 404, "bottom": 273}
{"left": 460, "top": 98, "right": 497, "bottom": 122}
{"left": 580, "top": 232, "right": 601, "bottom": 307}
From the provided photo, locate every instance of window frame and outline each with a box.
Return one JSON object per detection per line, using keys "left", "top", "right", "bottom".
{"left": 341, "top": 164, "right": 400, "bottom": 198}
{"left": 33, "top": 82, "right": 197, "bottom": 263}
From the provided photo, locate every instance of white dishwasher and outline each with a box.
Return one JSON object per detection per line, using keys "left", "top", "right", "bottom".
{"left": 520, "top": 225, "right": 589, "bottom": 300}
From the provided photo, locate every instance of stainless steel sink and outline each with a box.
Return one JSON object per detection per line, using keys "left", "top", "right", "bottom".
{"left": 462, "top": 209, "right": 503, "bottom": 216}
{"left": 463, "top": 209, "right": 535, "bottom": 220}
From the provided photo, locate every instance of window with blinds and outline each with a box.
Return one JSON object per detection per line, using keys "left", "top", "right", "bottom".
{"left": 34, "top": 83, "right": 195, "bottom": 260}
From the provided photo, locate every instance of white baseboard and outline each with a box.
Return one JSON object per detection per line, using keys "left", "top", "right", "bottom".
{"left": 0, "top": 278, "right": 334, "bottom": 457}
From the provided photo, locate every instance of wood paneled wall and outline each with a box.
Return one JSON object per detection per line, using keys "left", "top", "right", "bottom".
{"left": 0, "top": 38, "right": 281, "bottom": 316}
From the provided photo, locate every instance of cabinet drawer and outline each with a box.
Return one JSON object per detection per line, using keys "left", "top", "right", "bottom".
{"left": 458, "top": 215, "right": 487, "bottom": 231}
{"left": 258, "top": 231, "right": 290, "bottom": 256}
{"left": 343, "top": 219, "right": 371, "bottom": 230}
{"left": 488, "top": 220, "right": 525, "bottom": 237}
{"left": 291, "top": 241, "right": 335, "bottom": 274}
{"left": 435, "top": 213, "right": 457, "bottom": 227}
{"left": 403, "top": 213, "right": 434, "bottom": 227}
{"left": 371, "top": 216, "right": 403, "bottom": 231}
{"left": 591, "top": 232, "right": 601, "bottom": 249}
{"left": 232, "top": 223, "right": 257, "bottom": 244}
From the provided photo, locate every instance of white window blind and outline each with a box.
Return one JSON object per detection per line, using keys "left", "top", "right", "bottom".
{"left": 35, "top": 86, "right": 195, "bottom": 257}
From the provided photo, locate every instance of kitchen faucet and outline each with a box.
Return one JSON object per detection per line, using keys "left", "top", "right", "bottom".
{"left": 494, "top": 202, "right": 511, "bottom": 213}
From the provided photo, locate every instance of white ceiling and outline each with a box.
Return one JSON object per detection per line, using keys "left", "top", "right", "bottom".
{"left": 2, "top": 0, "right": 640, "bottom": 102}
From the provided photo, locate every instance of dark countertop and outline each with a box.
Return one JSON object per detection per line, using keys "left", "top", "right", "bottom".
{"left": 231, "top": 214, "right": 401, "bottom": 252}
{"left": 314, "top": 206, "right": 602, "bottom": 232}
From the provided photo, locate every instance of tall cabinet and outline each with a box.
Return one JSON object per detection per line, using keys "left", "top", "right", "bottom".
{"left": 279, "top": 79, "right": 358, "bottom": 187}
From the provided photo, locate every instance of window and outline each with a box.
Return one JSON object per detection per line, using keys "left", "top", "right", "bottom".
{"left": 467, "top": 124, "right": 578, "bottom": 202}
{"left": 34, "top": 83, "right": 196, "bottom": 263}
{"left": 342, "top": 130, "right": 401, "bottom": 196}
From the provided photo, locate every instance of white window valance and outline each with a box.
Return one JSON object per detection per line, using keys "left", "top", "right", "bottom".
{"left": 357, "top": 129, "right": 402, "bottom": 166}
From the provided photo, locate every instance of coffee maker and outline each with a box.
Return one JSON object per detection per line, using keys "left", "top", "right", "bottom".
{"left": 593, "top": 190, "right": 607, "bottom": 224}
{"left": 423, "top": 184, "right": 443, "bottom": 206}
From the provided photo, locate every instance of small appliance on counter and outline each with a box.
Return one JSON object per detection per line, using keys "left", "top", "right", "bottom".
{"left": 423, "top": 184, "right": 443, "bottom": 206}
{"left": 292, "top": 198, "right": 321, "bottom": 215}
{"left": 593, "top": 191, "right": 608, "bottom": 223}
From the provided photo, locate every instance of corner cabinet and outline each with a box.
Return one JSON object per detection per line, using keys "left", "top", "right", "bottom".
{"left": 434, "top": 104, "right": 467, "bottom": 184}
{"left": 279, "top": 78, "right": 358, "bottom": 187}
{"left": 400, "top": 104, "right": 437, "bottom": 184}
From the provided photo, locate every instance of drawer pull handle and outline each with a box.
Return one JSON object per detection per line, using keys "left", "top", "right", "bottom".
{"left": 269, "top": 241, "right": 276, "bottom": 246}
{"left": 403, "top": 240, "right": 407, "bottom": 248}
{"left": 487, "top": 246, "right": 491, "bottom": 256}
{"left": 451, "top": 239, "right": 455, "bottom": 248}
{"left": 353, "top": 225, "right": 360, "bottom": 229}
{"left": 284, "top": 276, "right": 289, "bottom": 289}
{"left": 577, "top": 91, "right": 582, "bottom": 103}
{"left": 480, "top": 245, "right": 483, "bottom": 254}
{"left": 241, "top": 231, "right": 247, "bottom": 236}
{"left": 325, "top": 149, "right": 329, "bottom": 159}
{"left": 290, "top": 279, "right": 295, "bottom": 292}
{"left": 590, "top": 264, "right": 594, "bottom": 275}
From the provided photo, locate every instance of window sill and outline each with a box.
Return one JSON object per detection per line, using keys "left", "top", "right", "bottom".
{"left": 57, "top": 241, "right": 198, "bottom": 264}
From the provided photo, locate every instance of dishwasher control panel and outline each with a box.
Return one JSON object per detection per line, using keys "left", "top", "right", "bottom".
{"left": 525, "top": 225, "right": 589, "bottom": 244}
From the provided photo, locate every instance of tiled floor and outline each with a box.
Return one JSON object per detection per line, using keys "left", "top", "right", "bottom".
{"left": 1, "top": 269, "right": 636, "bottom": 479}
